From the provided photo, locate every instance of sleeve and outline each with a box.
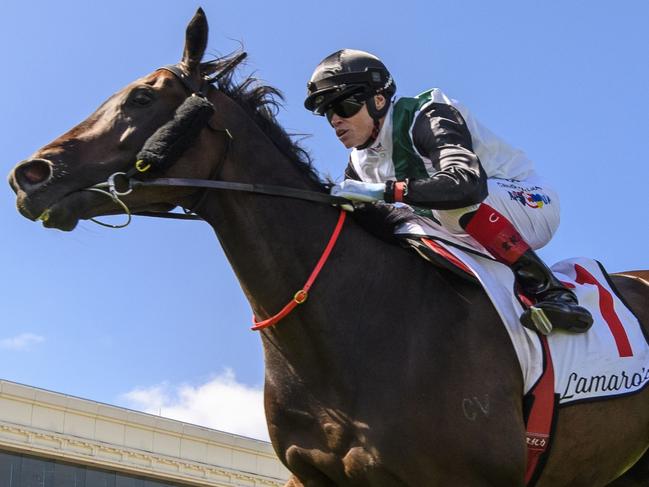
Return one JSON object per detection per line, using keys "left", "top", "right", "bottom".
{"left": 390, "top": 102, "right": 488, "bottom": 210}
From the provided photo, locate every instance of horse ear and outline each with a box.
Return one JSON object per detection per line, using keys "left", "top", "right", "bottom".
{"left": 181, "top": 8, "right": 208, "bottom": 73}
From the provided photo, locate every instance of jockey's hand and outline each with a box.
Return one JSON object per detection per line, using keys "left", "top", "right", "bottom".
{"left": 330, "top": 180, "right": 385, "bottom": 202}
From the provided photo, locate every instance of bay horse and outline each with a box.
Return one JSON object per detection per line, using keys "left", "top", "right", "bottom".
{"left": 8, "top": 9, "right": 649, "bottom": 486}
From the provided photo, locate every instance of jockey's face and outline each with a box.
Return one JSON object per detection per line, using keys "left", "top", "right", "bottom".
{"left": 329, "top": 95, "right": 386, "bottom": 149}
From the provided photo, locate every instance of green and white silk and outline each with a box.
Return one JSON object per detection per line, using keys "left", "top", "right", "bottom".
{"left": 349, "top": 88, "right": 536, "bottom": 185}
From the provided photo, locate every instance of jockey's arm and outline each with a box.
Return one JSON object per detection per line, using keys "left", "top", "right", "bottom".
{"left": 389, "top": 103, "right": 487, "bottom": 210}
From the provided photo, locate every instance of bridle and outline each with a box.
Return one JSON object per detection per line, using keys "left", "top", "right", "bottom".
{"left": 84, "top": 57, "right": 349, "bottom": 228}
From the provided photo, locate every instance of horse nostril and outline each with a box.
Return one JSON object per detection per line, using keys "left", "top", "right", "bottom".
{"left": 15, "top": 159, "right": 53, "bottom": 189}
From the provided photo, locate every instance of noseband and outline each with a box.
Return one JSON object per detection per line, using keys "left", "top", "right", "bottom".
{"left": 85, "top": 58, "right": 348, "bottom": 229}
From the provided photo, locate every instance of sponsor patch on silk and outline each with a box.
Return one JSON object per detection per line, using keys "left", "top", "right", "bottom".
{"left": 494, "top": 179, "right": 553, "bottom": 209}
{"left": 508, "top": 190, "right": 551, "bottom": 208}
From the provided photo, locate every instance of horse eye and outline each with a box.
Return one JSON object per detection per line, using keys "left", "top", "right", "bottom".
{"left": 130, "top": 90, "right": 154, "bottom": 106}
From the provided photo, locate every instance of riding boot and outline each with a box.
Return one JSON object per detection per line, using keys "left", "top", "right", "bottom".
{"left": 461, "top": 204, "right": 594, "bottom": 335}
{"left": 510, "top": 249, "right": 594, "bottom": 334}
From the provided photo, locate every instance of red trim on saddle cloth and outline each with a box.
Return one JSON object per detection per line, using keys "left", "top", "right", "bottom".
{"left": 574, "top": 264, "right": 633, "bottom": 357}
{"left": 421, "top": 238, "right": 475, "bottom": 277}
{"left": 525, "top": 335, "right": 557, "bottom": 486}
{"left": 464, "top": 204, "right": 531, "bottom": 265}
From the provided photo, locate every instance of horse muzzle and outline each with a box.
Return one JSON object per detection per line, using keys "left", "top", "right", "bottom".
{"left": 10, "top": 158, "right": 54, "bottom": 192}
{"left": 7, "top": 158, "right": 57, "bottom": 220}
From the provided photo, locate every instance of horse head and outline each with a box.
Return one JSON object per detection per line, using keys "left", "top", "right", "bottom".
{"left": 8, "top": 8, "right": 236, "bottom": 231}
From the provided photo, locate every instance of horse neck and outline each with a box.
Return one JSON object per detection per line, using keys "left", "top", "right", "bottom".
{"left": 194, "top": 94, "right": 344, "bottom": 327}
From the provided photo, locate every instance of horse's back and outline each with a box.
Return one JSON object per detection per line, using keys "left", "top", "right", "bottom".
{"left": 614, "top": 270, "right": 649, "bottom": 285}
{"left": 611, "top": 270, "right": 649, "bottom": 325}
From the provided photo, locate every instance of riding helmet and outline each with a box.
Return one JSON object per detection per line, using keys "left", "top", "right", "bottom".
{"left": 304, "top": 49, "right": 396, "bottom": 120}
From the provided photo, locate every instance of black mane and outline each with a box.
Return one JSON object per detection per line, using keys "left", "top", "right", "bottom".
{"left": 204, "top": 53, "right": 326, "bottom": 190}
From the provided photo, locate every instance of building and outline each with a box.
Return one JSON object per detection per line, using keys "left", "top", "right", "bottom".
{"left": 0, "top": 380, "right": 290, "bottom": 486}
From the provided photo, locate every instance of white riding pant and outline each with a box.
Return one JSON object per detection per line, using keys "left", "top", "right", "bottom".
{"left": 433, "top": 177, "right": 561, "bottom": 250}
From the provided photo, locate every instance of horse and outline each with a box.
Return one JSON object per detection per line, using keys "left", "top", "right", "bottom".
{"left": 8, "top": 8, "right": 649, "bottom": 487}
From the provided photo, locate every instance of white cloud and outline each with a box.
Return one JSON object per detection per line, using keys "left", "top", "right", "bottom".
{"left": 0, "top": 333, "right": 45, "bottom": 351}
{"left": 121, "top": 369, "right": 269, "bottom": 441}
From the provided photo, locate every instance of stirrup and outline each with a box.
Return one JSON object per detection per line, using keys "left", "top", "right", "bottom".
{"left": 526, "top": 306, "right": 553, "bottom": 335}
{"left": 521, "top": 303, "right": 593, "bottom": 335}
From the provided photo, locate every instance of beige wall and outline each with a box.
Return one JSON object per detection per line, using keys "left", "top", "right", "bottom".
{"left": 0, "top": 380, "right": 290, "bottom": 486}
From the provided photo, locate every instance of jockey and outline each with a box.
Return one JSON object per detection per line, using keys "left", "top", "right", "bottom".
{"left": 304, "top": 48, "right": 593, "bottom": 335}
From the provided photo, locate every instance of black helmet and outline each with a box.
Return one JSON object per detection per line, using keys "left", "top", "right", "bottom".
{"left": 304, "top": 49, "right": 396, "bottom": 120}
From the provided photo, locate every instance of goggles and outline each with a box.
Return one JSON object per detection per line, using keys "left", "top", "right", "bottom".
{"left": 324, "top": 95, "right": 368, "bottom": 124}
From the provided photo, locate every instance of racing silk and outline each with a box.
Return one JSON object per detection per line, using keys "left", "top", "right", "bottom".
{"left": 346, "top": 88, "right": 537, "bottom": 210}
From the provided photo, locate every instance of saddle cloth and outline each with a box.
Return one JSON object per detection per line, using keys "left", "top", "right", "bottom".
{"left": 395, "top": 216, "right": 649, "bottom": 404}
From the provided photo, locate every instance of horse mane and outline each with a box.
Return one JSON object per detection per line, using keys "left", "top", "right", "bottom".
{"left": 204, "top": 52, "right": 326, "bottom": 190}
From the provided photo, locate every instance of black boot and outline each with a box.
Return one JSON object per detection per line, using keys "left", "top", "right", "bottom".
{"left": 513, "top": 250, "right": 594, "bottom": 335}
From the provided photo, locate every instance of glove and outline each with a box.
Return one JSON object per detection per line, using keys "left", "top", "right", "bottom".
{"left": 330, "top": 180, "right": 386, "bottom": 202}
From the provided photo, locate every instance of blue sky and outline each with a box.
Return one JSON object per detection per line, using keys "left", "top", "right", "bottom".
{"left": 2, "top": 1, "right": 648, "bottom": 440}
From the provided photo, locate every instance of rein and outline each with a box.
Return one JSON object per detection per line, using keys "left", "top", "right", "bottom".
{"left": 87, "top": 170, "right": 349, "bottom": 227}
{"left": 135, "top": 179, "right": 346, "bottom": 206}
{"left": 94, "top": 174, "right": 348, "bottom": 207}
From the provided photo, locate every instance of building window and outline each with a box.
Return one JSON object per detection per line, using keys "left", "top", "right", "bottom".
{"left": 0, "top": 450, "right": 190, "bottom": 487}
